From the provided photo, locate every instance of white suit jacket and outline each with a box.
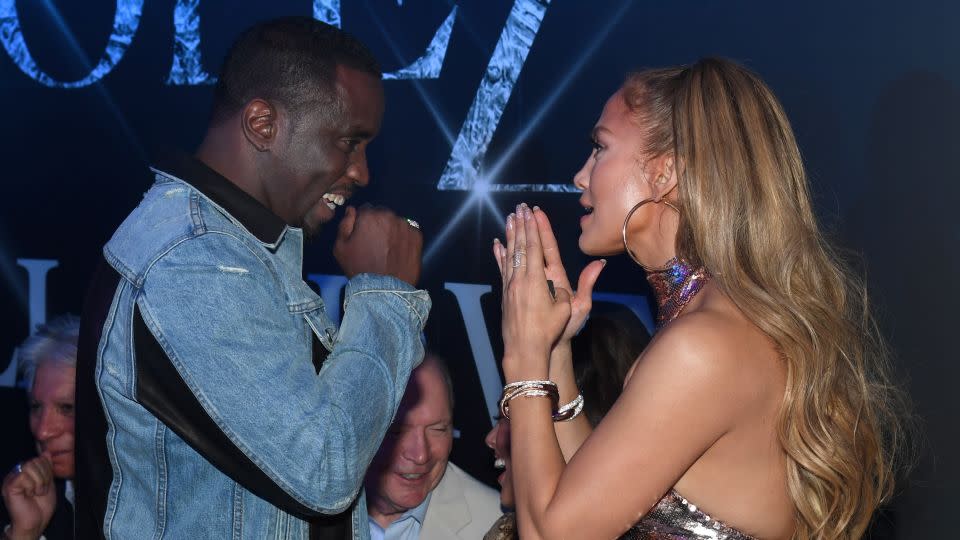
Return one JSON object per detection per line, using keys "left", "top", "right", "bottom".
{"left": 419, "top": 462, "right": 502, "bottom": 540}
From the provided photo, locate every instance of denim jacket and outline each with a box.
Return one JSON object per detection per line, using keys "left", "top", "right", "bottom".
{"left": 86, "top": 163, "right": 430, "bottom": 539}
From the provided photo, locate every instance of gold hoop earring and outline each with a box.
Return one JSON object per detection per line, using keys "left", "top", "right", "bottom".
{"left": 621, "top": 197, "right": 680, "bottom": 272}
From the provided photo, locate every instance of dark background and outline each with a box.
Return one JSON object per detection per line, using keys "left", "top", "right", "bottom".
{"left": 1, "top": 1, "right": 956, "bottom": 536}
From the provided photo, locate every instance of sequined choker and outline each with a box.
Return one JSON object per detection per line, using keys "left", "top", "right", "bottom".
{"left": 646, "top": 257, "right": 711, "bottom": 328}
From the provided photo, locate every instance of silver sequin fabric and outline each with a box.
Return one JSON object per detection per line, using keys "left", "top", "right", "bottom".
{"left": 619, "top": 490, "right": 758, "bottom": 540}
{"left": 483, "top": 491, "right": 757, "bottom": 539}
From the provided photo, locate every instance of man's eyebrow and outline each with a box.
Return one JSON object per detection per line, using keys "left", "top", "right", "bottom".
{"left": 345, "top": 127, "right": 376, "bottom": 139}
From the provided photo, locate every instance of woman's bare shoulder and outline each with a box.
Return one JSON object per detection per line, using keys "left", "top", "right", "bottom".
{"left": 647, "top": 308, "right": 746, "bottom": 358}
{"left": 632, "top": 307, "right": 779, "bottom": 399}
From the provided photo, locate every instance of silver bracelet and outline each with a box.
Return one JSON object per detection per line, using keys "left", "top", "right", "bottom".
{"left": 499, "top": 380, "right": 559, "bottom": 419}
{"left": 554, "top": 393, "right": 584, "bottom": 422}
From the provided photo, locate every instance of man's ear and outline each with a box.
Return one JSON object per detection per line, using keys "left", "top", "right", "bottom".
{"left": 649, "top": 153, "right": 679, "bottom": 201}
{"left": 241, "top": 99, "right": 278, "bottom": 152}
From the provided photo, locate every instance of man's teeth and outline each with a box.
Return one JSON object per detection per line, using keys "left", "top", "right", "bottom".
{"left": 400, "top": 473, "right": 425, "bottom": 480}
{"left": 322, "top": 193, "right": 346, "bottom": 210}
{"left": 494, "top": 458, "right": 505, "bottom": 470}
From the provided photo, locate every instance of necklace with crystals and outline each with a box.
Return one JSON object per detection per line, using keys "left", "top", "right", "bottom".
{"left": 645, "top": 257, "right": 711, "bottom": 328}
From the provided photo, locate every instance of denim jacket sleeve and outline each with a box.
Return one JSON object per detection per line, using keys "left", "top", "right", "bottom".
{"left": 136, "top": 231, "right": 430, "bottom": 514}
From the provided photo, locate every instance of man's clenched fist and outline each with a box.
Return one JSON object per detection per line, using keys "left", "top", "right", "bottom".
{"left": 334, "top": 205, "right": 423, "bottom": 286}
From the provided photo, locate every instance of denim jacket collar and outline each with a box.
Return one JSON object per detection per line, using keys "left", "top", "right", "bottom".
{"left": 151, "top": 151, "right": 287, "bottom": 246}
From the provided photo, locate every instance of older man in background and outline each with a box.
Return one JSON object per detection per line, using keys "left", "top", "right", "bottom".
{"left": 365, "top": 353, "right": 500, "bottom": 540}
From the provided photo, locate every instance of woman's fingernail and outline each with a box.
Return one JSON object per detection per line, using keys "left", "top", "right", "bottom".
{"left": 533, "top": 205, "right": 540, "bottom": 212}
{"left": 506, "top": 214, "right": 514, "bottom": 229}
{"left": 600, "top": 258, "right": 607, "bottom": 266}
{"left": 524, "top": 206, "right": 533, "bottom": 219}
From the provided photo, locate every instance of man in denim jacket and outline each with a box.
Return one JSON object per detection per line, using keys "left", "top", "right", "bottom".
{"left": 75, "top": 18, "right": 430, "bottom": 539}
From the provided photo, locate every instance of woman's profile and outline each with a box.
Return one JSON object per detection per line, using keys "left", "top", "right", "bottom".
{"left": 491, "top": 58, "right": 908, "bottom": 539}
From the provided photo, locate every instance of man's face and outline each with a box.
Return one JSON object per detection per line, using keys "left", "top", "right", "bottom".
{"left": 366, "top": 358, "right": 453, "bottom": 526}
{"left": 266, "top": 65, "right": 385, "bottom": 237}
{"left": 29, "top": 362, "right": 76, "bottom": 479}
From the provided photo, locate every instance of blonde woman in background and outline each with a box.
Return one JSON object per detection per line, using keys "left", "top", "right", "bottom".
{"left": 492, "top": 58, "right": 909, "bottom": 539}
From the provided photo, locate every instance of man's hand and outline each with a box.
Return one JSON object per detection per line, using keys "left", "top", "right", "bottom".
{"left": 334, "top": 206, "right": 423, "bottom": 286}
{"left": 1, "top": 456, "right": 56, "bottom": 540}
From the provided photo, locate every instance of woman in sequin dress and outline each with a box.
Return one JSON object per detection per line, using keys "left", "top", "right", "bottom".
{"left": 491, "top": 58, "right": 907, "bottom": 539}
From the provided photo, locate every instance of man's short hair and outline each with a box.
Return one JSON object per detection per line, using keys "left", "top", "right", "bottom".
{"left": 18, "top": 314, "right": 81, "bottom": 390}
{"left": 210, "top": 16, "right": 381, "bottom": 123}
{"left": 422, "top": 352, "right": 454, "bottom": 412}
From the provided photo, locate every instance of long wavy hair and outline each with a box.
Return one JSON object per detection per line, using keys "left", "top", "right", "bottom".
{"left": 621, "top": 58, "right": 910, "bottom": 539}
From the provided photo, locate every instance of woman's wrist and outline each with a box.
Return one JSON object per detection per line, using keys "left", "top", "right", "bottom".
{"left": 548, "top": 343, "right": 573, "bottom": 374}
{"left": 549, "top": 340, "right": 572, "bottom": 364}
{"left": 547, "top": 342, "right": 581, "bottom": 403}
{"left": 499, "top": 380, "right": 559, "bottom": 419}
{"left": 502, "top": 350, "right": 550, "bottom": 382}
{"left": 503, "top": 366, "right": 550, "bottom": 383}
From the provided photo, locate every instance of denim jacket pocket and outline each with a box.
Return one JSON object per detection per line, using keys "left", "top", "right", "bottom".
{"left": 289, "top": 280, "right": 338, "bottom": 351}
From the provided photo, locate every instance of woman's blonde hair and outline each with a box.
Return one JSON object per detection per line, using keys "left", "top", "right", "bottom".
{"left": 621, "top": 58, "right": 910, "bottom": 539}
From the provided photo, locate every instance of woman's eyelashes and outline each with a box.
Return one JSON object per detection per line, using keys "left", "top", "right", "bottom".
{"left": 590, "top": 136, "right": 605, "bottom": 157}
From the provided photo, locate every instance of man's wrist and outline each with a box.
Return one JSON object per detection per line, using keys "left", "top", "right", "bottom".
{"left": 5, "top": 523, "right": 42, "bottom": 540}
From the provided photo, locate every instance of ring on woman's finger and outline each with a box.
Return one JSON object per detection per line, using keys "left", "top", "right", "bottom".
{"left": 512, "top": 251, "right": 525, "bottom": 267}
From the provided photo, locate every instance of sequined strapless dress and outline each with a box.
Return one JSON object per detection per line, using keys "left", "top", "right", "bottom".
{"left": 619, "top": 490, "right": 757, "bottom": 540}
{"left": 482, "top": 490, "right": 758, "bottom": 539}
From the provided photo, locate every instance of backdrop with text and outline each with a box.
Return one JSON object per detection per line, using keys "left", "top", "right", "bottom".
{"left": 1, "top": 1, "right": 957, "bottom": 536}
